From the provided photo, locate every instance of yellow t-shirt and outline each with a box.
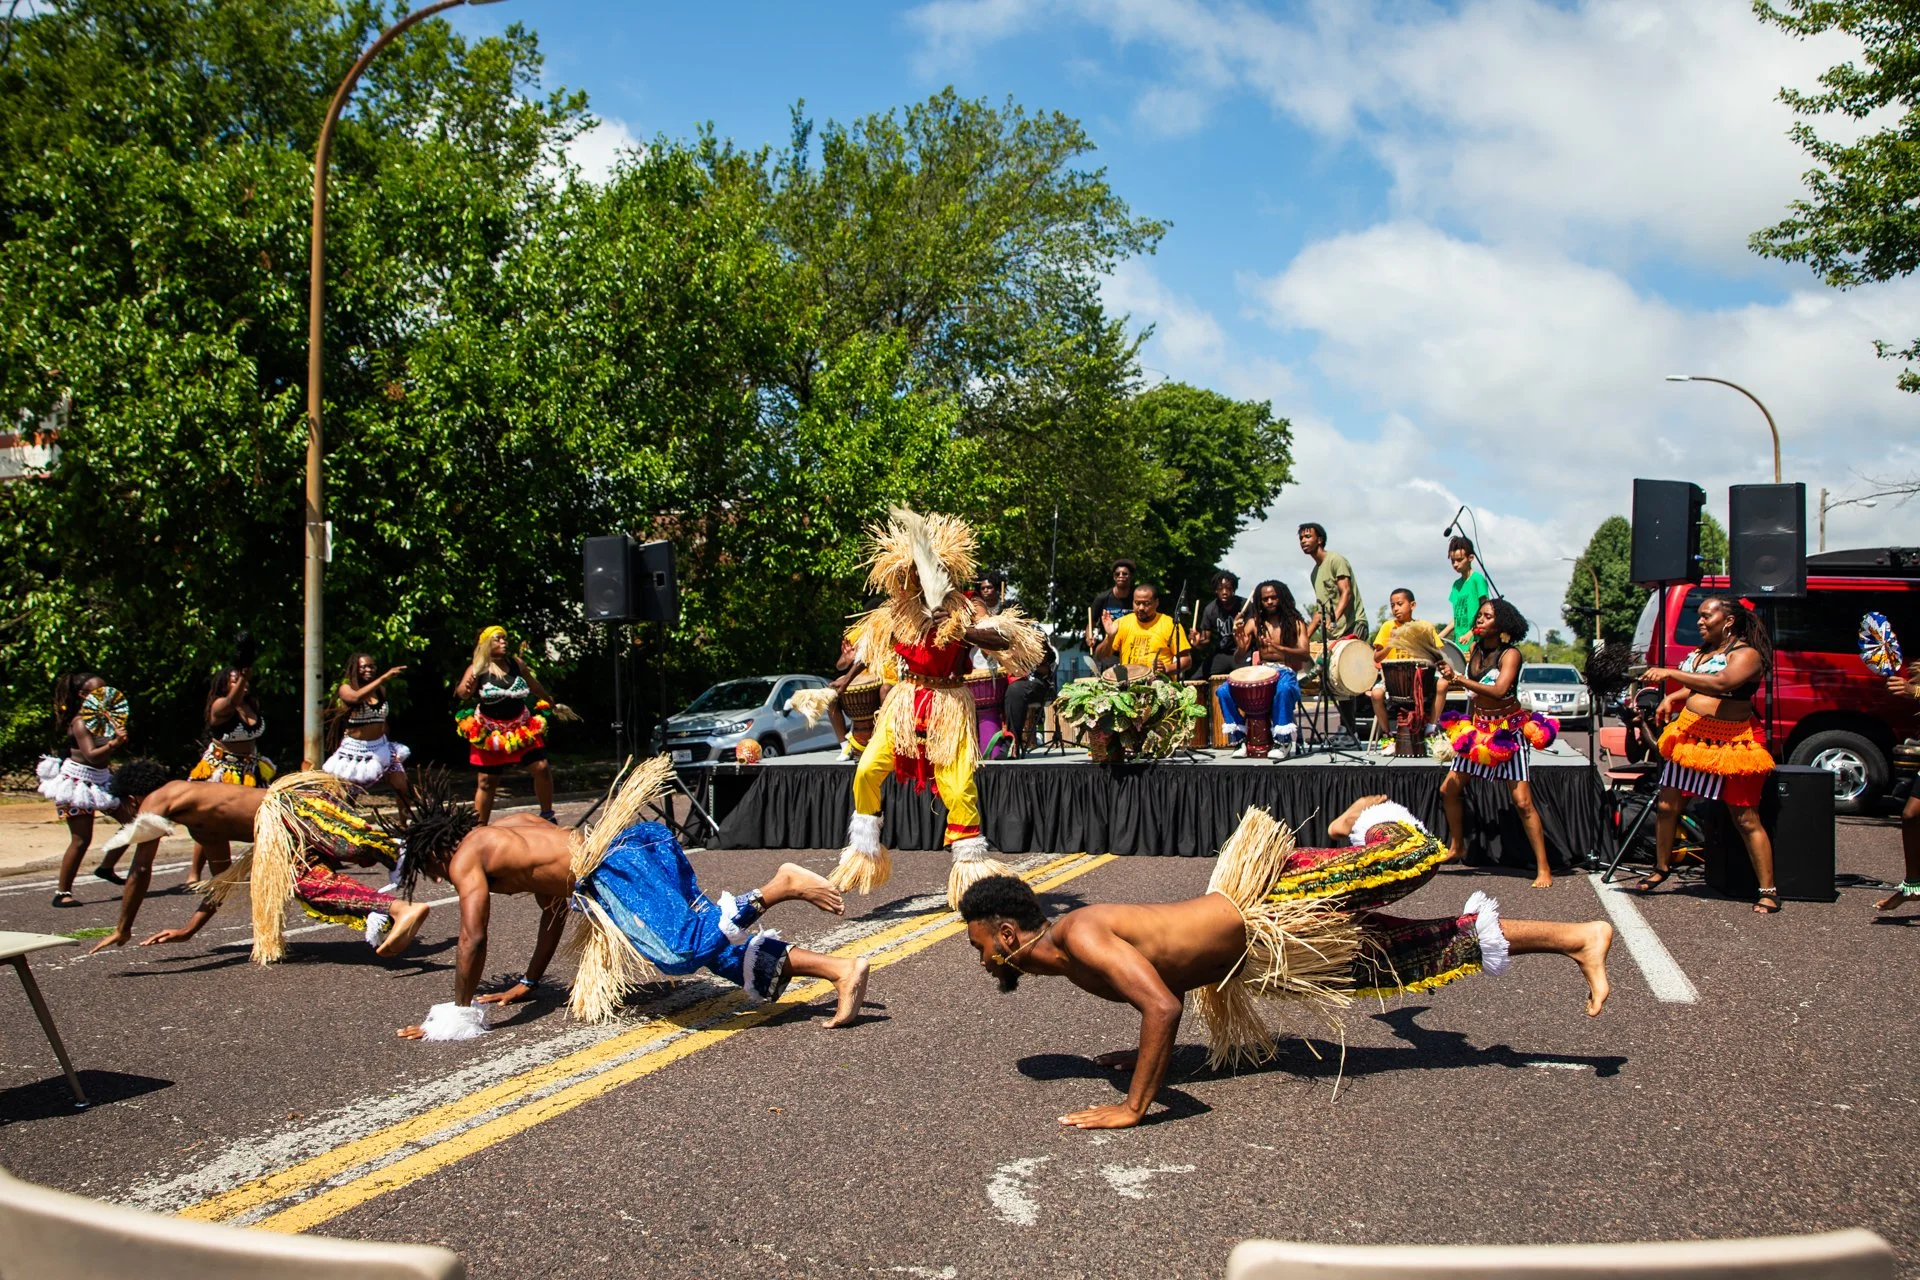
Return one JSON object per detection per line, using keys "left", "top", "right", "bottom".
{"left": 1110, "top": 613, "right": 1190, "bottom": 669}
{"left": 1372, "top": 618, "right": 1444, "bottom": 663}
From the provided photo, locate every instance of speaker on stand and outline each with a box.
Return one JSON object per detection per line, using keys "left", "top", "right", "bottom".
{"left": 576, "top": 536, "right": 710, "bottom": 842}
{"left": 1631, "top": 479, "right": 1706, "bottom": 586}
{"left": 1727, "top": 483, "right": 1806, "bottom": 755}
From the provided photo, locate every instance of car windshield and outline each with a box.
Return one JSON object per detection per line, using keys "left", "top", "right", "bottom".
{"left": 683, "top": 679, "right": 774, "bottom": 714}
{"left": 1523, "top": 668, "right": 1581, "bottom": 684}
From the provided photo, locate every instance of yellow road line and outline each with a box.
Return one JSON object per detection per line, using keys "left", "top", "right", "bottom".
{"left": 189, "top": 852, "right": 1110, "bottom": 1231}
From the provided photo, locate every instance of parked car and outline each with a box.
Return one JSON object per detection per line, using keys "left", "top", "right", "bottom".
{"left": 1517, "top": 663, "right": 1593, "bottom": 729}
{"left": 1632, "top": 546, "right": 1920, "bottom": 812}
{"left": 653, "top": 674, "right": 839, "bottom": 765}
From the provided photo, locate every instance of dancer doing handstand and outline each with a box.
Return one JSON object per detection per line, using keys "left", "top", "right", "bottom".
{"left": 959, "top": 795, "right": 1612, "bottom": 1129}
{"left": 394, "top": 760, "right": 869, "bottom": 1040}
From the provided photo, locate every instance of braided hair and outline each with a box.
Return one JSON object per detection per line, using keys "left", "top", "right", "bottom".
{"left": 52, "top": 671, "right": 99, "bottom": 735}
{"left": 1702, "top": 596, "right": 1774, "bottom": 677}
{"left": 392, "top": 768, "right": 479, "bottom": 900}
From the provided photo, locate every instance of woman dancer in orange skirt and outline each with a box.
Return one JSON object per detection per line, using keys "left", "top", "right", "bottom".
{"left": 1634, "top": 596, "right": 1778, "bottom": 913}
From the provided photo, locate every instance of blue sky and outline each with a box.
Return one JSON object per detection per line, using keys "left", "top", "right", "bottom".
{"left": 450, "top": 0, "right": 1920, "bottom": 634}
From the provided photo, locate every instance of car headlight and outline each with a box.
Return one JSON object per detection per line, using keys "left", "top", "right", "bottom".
{"left": 716, "top": 719, "right": 753, "bottom": 735}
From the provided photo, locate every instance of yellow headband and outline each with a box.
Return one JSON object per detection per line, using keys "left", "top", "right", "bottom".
{"left": 478, "top": 625, "right": 507, "bottom": 645}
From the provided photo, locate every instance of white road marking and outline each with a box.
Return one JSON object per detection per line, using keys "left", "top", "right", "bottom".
{"left": 1098, "top": 1163, "right": 1196, "bottom": 1201}
{"left": 1527, "top": 1060, "right": 1591, "bottom": 1071}
{"left": 120, "top": 854, "right": 1071, "bottom": 1215}
{"left": 0, "top": 861, "right": 191, "bottom": 896}
{"left": 986, "top": 1156, "right": 1049, "bottom": 1226}
{"left": 1587, "top": 873, "right": 1699, "bottom": 1004}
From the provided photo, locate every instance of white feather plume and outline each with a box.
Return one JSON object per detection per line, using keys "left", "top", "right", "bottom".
{"left": 889, "top": 506, "right": 951, "bottom": 616}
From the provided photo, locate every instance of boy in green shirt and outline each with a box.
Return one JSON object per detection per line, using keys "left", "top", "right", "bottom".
{"left": 1442, "top": 535, "right": 1491, "bottom": 641}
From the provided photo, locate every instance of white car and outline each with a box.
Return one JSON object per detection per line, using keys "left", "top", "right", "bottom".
{"left": 1517, "top": 663, "right": 1592, "bottom": 729}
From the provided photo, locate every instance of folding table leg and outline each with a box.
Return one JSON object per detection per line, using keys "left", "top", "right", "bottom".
{"left": 11, "top": 957, "right": 87, "bottom": 1109}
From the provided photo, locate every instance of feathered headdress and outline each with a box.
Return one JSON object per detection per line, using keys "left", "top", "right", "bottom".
{"left": 862, "top": 507, "right": 979, "bottom": 648}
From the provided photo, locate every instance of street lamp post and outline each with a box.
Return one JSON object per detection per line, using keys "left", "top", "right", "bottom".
{"left": 302, "top": 0, "right": 506, "bottom": 767}
{"left": 1561, "top": 557, "right": 1602, "bottom": 651}
{"left": 1664, "top": 375, "right": 1781, "bottom": 484}
{"left": 1817, "top": 487, "right": 1883, "bottom": 553}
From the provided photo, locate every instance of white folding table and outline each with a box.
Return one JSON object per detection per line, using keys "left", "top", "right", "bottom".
{"left": 0, "top": 931, "right": 87, "bottom": 1108}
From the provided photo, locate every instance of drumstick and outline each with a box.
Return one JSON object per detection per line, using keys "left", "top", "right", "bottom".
{"left": 1192, "top": 600, "right": 1201, "bottom": 631}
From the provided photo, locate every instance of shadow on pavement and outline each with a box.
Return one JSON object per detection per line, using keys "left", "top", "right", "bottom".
{"left": 1015, "top": 1050, "right": 1212, "bottom": 1124}
{"left": 0, "top": 1070, "right": 172, "bottom": 1126}
{"left": 1282, "top": 1006, "right": 1627, "bottom": 1080}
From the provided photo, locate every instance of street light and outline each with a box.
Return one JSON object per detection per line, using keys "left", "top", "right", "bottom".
{"left": 302, "top": 0, "right": 509, "bottom": 767}
{"left": 1664, "top": 375, "right": 1781, "bottom": 484}
{"left": 1817, "top": 487, "right": 1884, "bottom": 553}
{"left": 1561, "top": 557, "right": 1602, "bottom": 651}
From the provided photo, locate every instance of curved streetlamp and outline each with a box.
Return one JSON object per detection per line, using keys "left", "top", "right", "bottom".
{"left": 1664, "top": 375, "right": 1781, "bottom": 484}
{"left": 303, "top": 0, "right": 509, "bottom": 767}
{"left": 1561, "top": 556, "right": 1602, "bottom": 651}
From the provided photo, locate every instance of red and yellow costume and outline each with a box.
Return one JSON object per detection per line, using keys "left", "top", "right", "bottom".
{"left": 834, "top": 508, "right": 1043, "bottom": 909}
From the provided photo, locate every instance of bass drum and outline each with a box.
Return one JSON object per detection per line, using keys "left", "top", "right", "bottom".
{"left": 1327, "top": 636, "right": 1377, "bottom": 699}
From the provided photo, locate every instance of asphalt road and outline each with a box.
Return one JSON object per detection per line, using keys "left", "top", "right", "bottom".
{"left": 0, "top": 793, "right": 1914, "bottom": 1279}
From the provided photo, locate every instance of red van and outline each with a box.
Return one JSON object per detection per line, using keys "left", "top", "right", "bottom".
{"left": 1631, "top": 546, "right": 1920, "bottom": 813}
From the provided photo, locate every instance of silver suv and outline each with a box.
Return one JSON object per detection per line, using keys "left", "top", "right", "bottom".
{"left": 653, "top": 674, "right": 838, "bottom": 765}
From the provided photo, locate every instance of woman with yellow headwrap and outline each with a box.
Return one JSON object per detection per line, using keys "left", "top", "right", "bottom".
{"left": 454, "top": 625, "right": 558, "bottom": 823}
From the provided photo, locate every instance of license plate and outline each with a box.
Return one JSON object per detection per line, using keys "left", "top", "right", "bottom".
{"left": 671, "top": 749, "right": 692, "bottom": 765}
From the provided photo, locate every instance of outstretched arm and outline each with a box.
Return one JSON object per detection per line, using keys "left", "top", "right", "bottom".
{"left": 398, "top": 850, "right": 492, "bottom": 1039}
{"left": 1059, "top": 928, "right": 1184, "bottom": 1129}
{"left": 477, "top": 894, "right": 569, "bottom": 1006}
{"left": 1644, "top": 648, "right": 1762, "bottom": 699}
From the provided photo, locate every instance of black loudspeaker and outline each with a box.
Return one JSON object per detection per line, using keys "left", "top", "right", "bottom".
{"left": 1703, "top": 765, "right": 1835, "bottom": 901}
{"left": 1630, "top": 479, "right": 1705, "bottom": 585}
{"left": 1729, "top": 483, "right": 1807, "bottom": 599}
{"left": 631, "top": 539, "right": 679, "bottom": 626}
{"left": 583, "top": 535, "right": 636, "bottom": 622}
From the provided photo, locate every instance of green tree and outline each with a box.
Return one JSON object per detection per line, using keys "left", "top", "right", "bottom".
{"left": 1124, "top": 382, "right": 1292, "bottom": 616}
{"left": 1562, "top": 516, "right": 1645, "bottom": 645}
{"left": 1751, "top": 0, "right": 1920, "bottom": 389}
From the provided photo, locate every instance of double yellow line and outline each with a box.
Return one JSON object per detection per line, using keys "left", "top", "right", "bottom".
{"left": 184, "top": 852, "right": 1115, "bottom": 1234}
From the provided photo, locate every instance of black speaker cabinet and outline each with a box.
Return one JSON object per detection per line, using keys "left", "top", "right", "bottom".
{"left": 1631, "top": 479, "right": 1705, "bottom": 585}
{"left": 582, "top": 534, "right": 635, "bottom": 622}
{"left": 1703, "top": 764, "right": 1835, "bottom": 901}
{"left": 1729, "top": 483, "right": 1807, "bottom": 599}
{"left": 632, "top": 539, "right": 679, "bottom": 626}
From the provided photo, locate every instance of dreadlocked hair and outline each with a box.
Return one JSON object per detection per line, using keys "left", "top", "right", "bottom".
{"left": 1703, "top": 596, "right": 1774, "bottom": 677}
{"left": 1583, "top": 643, "right": 1636, "bottom": 701}
{"left": 53, "top": 671, "right": 99, "bottom": 735}
{"left": 393, "top": 767, "right": 478, "bottom": 900}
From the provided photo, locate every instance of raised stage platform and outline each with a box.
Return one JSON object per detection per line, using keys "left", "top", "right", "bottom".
{"left": 690, "top": 741, "right": 1606, "bottom": 870}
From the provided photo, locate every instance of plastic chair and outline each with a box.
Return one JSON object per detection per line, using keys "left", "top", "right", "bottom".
{"left": 1227, "top": 1231, "right": 1894, "bottom": 1280}
{"left": 0, "top": 1166, "right": 465, "bottom": 1279}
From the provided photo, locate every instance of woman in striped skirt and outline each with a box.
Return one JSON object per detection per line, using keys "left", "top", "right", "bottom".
{"left": 1435, "top": 598, "right": 1556, "bottom": 888}
{"left": 1634, "top": 596, "right": 1778, "bottom": 912}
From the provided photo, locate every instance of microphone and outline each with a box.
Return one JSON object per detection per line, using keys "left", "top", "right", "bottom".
{"left": 1442, "top": 505, "right": 1466, "bottom": 537}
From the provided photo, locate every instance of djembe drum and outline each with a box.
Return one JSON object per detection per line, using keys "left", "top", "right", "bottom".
{"left": 967, "top": 670, "right": 1010, "bottom": 756}
{"left": 841, "top": 676, "right": 884, "bottom": 751}
{"left": 1228, "top": 665, "right": 1280, "bottom": 758}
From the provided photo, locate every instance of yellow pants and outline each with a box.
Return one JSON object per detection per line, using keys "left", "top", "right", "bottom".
{"left": 852, "top": 702, "right": 980, "bottom": 845}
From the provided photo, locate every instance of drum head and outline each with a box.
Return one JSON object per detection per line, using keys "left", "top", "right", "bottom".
{"left": 1228, "top": 664, "right": 1279, "bottom": 688}
{"left": 1440, "top": 639, "right": 1468, "bottom": 677}
{"left": 1329, "top": 637, "right": 1375, "bottom": 698}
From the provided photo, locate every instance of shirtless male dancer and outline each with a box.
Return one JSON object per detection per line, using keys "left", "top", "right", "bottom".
{"left": 84, "top": 763, "right": 427, "bottom": 956}
{"left": 394, "top": 762, "right": 870, "bottom": 1040}
{"left": 960, "top": 795, "right": 1613, "bottom": 1129}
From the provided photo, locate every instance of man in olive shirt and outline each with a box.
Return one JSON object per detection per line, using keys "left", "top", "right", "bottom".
{"left": 1299, "top": 522, "right": 1364, "bottom": 641}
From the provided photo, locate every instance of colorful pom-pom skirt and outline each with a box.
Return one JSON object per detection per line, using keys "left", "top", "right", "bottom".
{"left": 1438, "top": 709, "right": 1556, "bottom": 782}
{"left": 189, "top": 741, "right": 277, "bottom": 787}
{"left": 1657, "top": 710, "right": 1773, "bottom": 808}
{"left": 455, "top": 707, "right": 548, "bottom": 767}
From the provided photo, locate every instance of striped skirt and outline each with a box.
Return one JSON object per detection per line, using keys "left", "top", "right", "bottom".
{"left": 1658, "top": 710, "right": 1771, "bottom": 808}
{"left": 1449, "top": 751, "right": 1528, "bottom": 783}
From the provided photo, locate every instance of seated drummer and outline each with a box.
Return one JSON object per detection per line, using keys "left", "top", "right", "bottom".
{"left": 1368, "top": 587, "right": 1447, "bottom": 743}
{"left": 974, "top": 571, "right": 1055, "bottom": 756}
{"left": 1194, "top": 570, "right": 1247, "bottom": 677}
{"left": 1217, "top": 579, "right": 1311, "bottom": 751}
{"left": 1091, "top": 584, "right": 1191, "bottom": 676}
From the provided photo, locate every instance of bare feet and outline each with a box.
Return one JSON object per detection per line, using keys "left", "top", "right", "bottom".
{"left": 825, "top": 956, "right": 869, "bottom": 1028}
{"left": 1092, "top": 1048, "right": 1139, "bottom": 1071}
{"left": 768, "top": 863, "right": 844, "bottom": 916}
{"left": 1875, "top": 887, "right": 1920, "bottom": 913}
{"left": 1531, "top": 872, "right": 1553, "bottom": 889}
{"left": 1443, "top": 842, "right": 1465, "bottom": 865}
{"left": 1573, "top": 920, "right": 1613, "bottom": 1016}
{"left": 375, "top": 901, "right": 431, "bottom": 956}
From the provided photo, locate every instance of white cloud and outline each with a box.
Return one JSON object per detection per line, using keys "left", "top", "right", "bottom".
{"left": 562, "top": 113, "right": 642, "bottom": 186}
{"left": 1103, "top": 259, "right": 1298, "bottom": 404}
{"left": 910, "top": 0, "right": 1862, "bottom": 264}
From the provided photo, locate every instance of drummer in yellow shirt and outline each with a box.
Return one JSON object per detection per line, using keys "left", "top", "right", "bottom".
{"left": 1091, "top": 584, "right": 1193, "bottom": 675}
{"left": 1369, "top": 587, "right": 1446, "bottom": 745}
